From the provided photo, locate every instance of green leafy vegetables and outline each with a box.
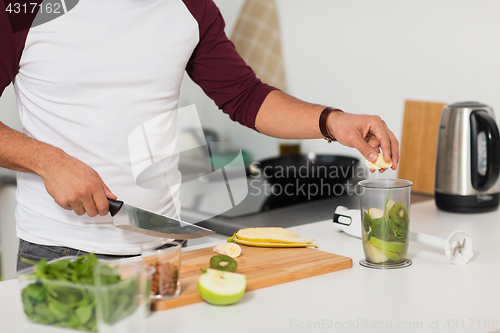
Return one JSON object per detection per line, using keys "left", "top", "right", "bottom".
{"left": 20, "top": 254, "right": 138, "bottom": 332}
{"left": 362, "top": 190, "right": 409, "bottom": 263}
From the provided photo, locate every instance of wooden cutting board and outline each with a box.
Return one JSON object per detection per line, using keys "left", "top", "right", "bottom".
{"left": 398, "top": 100, "right": 447, "bottom": 195}
{"left": 152, "top": 245, "right": 352, "bottom": 311}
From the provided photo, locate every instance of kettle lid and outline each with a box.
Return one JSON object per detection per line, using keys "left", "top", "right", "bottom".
{"left": 448, "top": 101, "right": 489, "bottom": 108}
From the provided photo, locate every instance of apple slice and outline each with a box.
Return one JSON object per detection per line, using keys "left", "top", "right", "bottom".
{"left": 198, "top": 268, "right": 246, "bottom": 305}
{"left": 363, "top": 241, "right": 389, "bottom": 263}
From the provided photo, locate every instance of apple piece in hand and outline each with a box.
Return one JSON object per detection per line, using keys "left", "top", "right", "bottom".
{"left": 198, "top": 268, "right": 246, "bottom": 305}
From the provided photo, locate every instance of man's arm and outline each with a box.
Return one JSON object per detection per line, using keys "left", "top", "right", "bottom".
{"left": 0, "top": 3, "right": 114, "bottom": 216}
{"left": 255, "top": 90, "right": 399, "bottom": 170}
{"left": 184, "top": 1, "right": 398, "bottom": 170}
{"left": 0, "top": 121, "right": 116, "bottom": 216}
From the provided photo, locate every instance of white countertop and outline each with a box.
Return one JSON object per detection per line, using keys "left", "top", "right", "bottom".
{"left": 1, "top": 200, "right": 499, "bottom": 333}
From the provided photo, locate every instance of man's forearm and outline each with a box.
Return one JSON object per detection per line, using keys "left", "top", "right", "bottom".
{"left": 254, "top": 90, "right": 325, "bottom": 139}
{"left": 0, "top": 121, "right": 62, "bottom": 177}
{"left": 254, "top": 90, "right": 399, "bottom": 169}
{"left": 0, "top": 121, "right": 116, "bottom": 216}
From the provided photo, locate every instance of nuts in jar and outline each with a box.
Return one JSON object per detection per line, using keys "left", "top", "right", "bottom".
{"left": 141, "top": 242, "right": 182, "bottom": 299}
{"left": 149, "top": 260, "right": 179, "bottom": 296}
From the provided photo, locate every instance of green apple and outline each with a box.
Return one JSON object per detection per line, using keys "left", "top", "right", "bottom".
{"left": 198, "top": 268, "right": 246, "bottom": 305}
{"left": 363, "top": 241, "right": 389, "bottom": 263}
{"left": 369, "top": 236, "right": 406, "bottom": 253}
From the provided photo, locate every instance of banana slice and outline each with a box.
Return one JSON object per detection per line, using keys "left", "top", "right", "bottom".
{"left": 365, "top": 153, "right": 392, "bottom": 170}
{"left": 214, "top": 243, "right": 242, "bottom": 258}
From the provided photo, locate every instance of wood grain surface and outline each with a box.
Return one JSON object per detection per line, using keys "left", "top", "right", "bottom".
{"left": 152, "top": 245, "right": 352, "bottom": 311}
{"left": 398, "top": 100, "right": 447, "bottom": 195}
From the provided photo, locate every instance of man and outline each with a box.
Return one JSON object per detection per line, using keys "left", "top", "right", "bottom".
{"left": 0, "top": 0, "right": 398, "bottom": 270}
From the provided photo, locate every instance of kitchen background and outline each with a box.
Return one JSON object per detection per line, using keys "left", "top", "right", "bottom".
{"left": 1, "top": 0, "right": 500, "bottom": 279}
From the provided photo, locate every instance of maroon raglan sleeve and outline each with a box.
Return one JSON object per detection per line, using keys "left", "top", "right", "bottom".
{"left": 0, "top": 2, "right": 17, "bottom": 97}
{"left": 0, "top": 1, "right": 40, "bottom": 97}
{"left": 183, "top": 0, "right": 278, "bottom": 131}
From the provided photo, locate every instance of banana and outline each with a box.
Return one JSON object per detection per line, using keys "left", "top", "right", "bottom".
{"left": 229, "top": 227, "right": 318, "bottom": 248}
{"left": 234, "top": 227, "right": 314, "bottom": 244}
{"left": 214, "top": 243, "right": 242, "bottom": 258}
{"left": 232, "top": 236, "right": 318, "bottom": 248}
{"left": 365, "top": 153, "right": 392, "bottom": 170}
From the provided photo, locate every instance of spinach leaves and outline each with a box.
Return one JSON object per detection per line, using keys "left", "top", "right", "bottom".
{"left": 20, "top": 254, "right": 138, "bottom": 332}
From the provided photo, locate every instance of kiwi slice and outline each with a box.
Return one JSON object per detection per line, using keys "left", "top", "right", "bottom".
{"left": 210, "top": 255, "right": 238, "bottom": 272}
{"left": 389, "top": 202, "right": 409, "bottom": 226}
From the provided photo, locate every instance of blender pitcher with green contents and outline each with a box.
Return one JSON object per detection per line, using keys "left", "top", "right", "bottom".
{"left": 358, "top": 179, "right": 413, "bottom": 269}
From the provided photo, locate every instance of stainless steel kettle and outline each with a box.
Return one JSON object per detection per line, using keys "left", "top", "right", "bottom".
{"left": 435, "top": 101, "right": 500, "bottom": 213}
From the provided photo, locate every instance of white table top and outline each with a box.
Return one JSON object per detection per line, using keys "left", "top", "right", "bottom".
{"left": 1, "top": 200, "right": 499, "bottom": 333}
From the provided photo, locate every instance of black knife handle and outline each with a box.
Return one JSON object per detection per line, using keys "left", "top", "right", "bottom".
{"left": 108, "top": 198, "right": 124, "bottom": 217}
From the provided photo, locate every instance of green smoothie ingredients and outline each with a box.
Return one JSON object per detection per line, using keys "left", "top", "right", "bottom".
{"left": 19, "top": 254, "right": 138, "bottom": 332}
{"left": 362, "top": 191, "right": 410, "bottom": 263}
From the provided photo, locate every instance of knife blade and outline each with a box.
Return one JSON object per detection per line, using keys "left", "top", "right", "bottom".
{"left": 108, "top": 198, "right": 215, "bottom": 239}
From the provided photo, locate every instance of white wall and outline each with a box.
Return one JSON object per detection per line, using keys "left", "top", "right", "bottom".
{"left": 0, "top": 85, "right": 20, "bottom": 279}
{"left": 0, "top": 85, "right": 21, "bottom": 177}
{"left": 180, "top": 0, "right": 500, "bottom": 178}
{"left": 0, "top": 85, "right": 20, "bottom": 130}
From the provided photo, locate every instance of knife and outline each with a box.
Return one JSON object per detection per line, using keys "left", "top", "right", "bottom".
{"left": 108, "top": 198, "right": 215, "bottom": 239}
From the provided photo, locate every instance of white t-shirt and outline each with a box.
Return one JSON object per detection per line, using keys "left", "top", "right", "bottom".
{"left": 1, "top": 0, "right": 275, "bottom": 254}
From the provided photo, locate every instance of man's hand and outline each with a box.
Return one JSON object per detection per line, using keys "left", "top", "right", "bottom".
{"left": 327, "top": 112, "right": 399, "bottom": 171}
{"left": 255, "top": 90, "right": 399, "bottom": 171}
{"left": 40, "top": 151, "right": 117, "bottom": 217}
{"left": 0, "top": 121, "right": 116, "bottom": 217}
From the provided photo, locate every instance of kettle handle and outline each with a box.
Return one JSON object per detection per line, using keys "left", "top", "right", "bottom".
{"left": 470, "top": 111, "right": 500, "bottom": 191}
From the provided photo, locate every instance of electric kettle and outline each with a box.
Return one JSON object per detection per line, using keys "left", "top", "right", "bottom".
{"left": 435, "top": 102, "right": 500, "bottom": 213}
